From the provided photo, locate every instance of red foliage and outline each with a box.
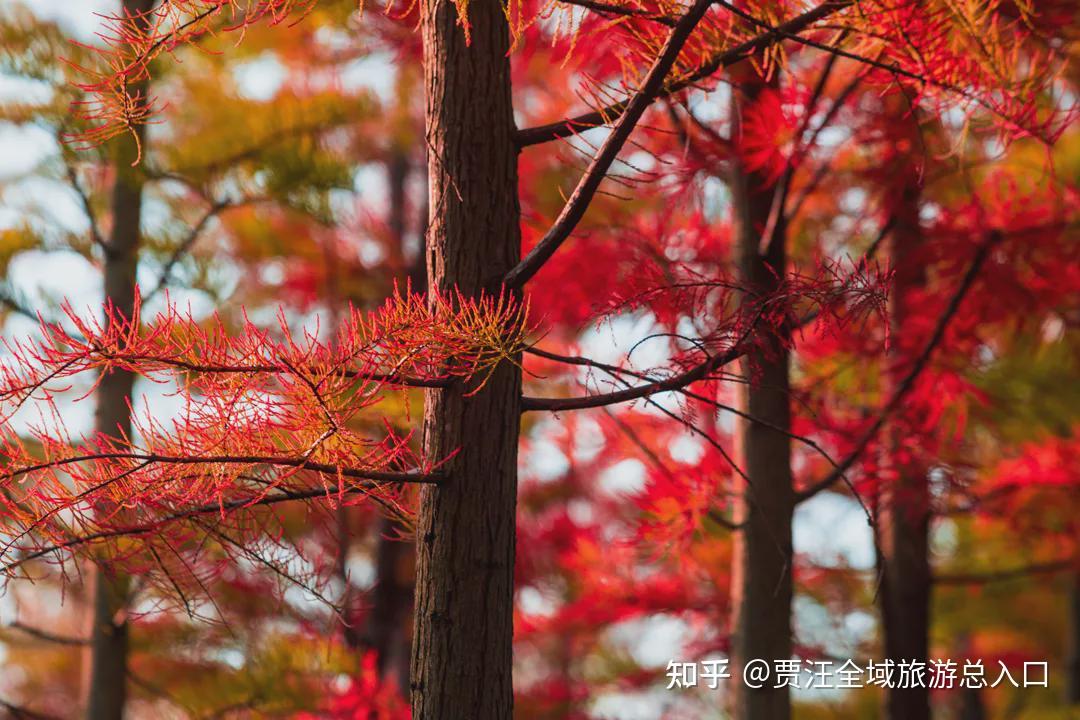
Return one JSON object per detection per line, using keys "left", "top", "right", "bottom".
{"left": 296, "top": 653, "right": 410, "bottom": 720}
{"left": 0, "top": 288, "right": 529, "bottom": 595}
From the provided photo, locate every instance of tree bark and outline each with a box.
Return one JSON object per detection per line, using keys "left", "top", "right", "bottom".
{"left": 85, "top": 4, "right": 153, "bottom": 718}
{"left": 876, "top": 139, "right": 931, "bottom": 720}
{"left": 410, "top": 0, "right": 521, "bottom": 716}
{"left": 727, "top": 68, "right": 795, "bottom": 720}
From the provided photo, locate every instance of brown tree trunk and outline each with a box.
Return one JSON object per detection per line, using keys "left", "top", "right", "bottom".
{"left": 877, "top": 144, "right": 931, "bottom": 720}
{"left": 362, "top": 149, "right": 419, "bottom": 695}
{"left": 727, "top": 68, "right": 795, "bottom": 720}
{"left": 410, "top": 0, "right": 521, "bottom": 716}
{"left": 1066, "top": 571, "right": 1080, "bottom": 705}
{"left": 86, "top": 148, "right": 142, "bottom": 720}
{"left": 85, "top": 5, "right": 153, "bottom": 718}
{"left": 369, "top": 516, "right": 415, "bottom": 692}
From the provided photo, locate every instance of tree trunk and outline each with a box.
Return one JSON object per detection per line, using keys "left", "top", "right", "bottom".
{"left": 86, "top": 144, "right": 142, "bottom": 720}
{"left": 369, "top": 516, "right": 415, "bottom": 692}
{"left": 727, "top": 68, "right": 795, "bottom": 720}
{"left": 410, "top": 0, "right": 521, "bottom": 716}
{"left": 1066, "top": 571, "right": 1080, "bottom": 705}
{"left": 85, "top": 5, "right": 152, "bottom": 718}
{"left": 877, "top": 145, "right": 931, "bottom": 720}
{"left": 363, "top": 149, "right": 419, "bottom": 695}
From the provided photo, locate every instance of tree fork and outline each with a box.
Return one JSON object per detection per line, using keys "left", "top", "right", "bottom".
{"left": 411, "top": 0, "right": 522, "bottom": 716}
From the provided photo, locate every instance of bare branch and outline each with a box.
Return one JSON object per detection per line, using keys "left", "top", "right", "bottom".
{"left": 59, "top": 145, "right": 108, "bottom": 252}
{"left": 142, "top": 197, "right": 231, "bottom": 302}
{"left": 0, "top": 699, "right": 63, "bottom": 720}
{"left": 934, "top": 560, "right": 1074, "bottom": 586}
{"left": 6, "top": 621, "right": 89, "bottom": 646}
{"left": 521, "top": 340, "right": 746, "bottom": 412}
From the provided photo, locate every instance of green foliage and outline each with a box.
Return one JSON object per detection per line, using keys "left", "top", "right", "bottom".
{"left": 971, "top": 329, "right": 1080, "bottom": 443}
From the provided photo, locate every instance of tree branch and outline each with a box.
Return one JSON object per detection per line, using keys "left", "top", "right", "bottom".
{"left": 3, "top": 451, "right": 441, "bottom": 487}
{"left": 504, "top": 0, "right": 716, "bottom": 289}
{"left": 59, "top": 141, "right": 108, "bottom": 253}
{"left": 558, "top": 0, "right": 676, "bottom": 26}
{"left": 0, "top": 699, "right": 62, "bottom": 720}
{"left": 27, "top": 350, "right": 452, "bottom": 389}
{"left": 515, "top": 0, "right": 852, "bottom": 147}
{"left": 795, "top": 231, "right": 1002, "bottom": 503}
{"left": 934, "top": 560, "right": 1074, "bottom": 586}
{"left": 521, "top": 332, "right": 750, "bottom": 412}
{"left": 715, "top": 0, "right": 1044, "bottom": 140}
{"left": 519, "top": 230, "right": 889, "bottom": 413}
{"left": 142, "top": 197, "right": 232, "bottom": 302}
{"left": 6, "top": 620, "right": 89, "bottom": 646}
{"left": 526, "top": 345, "right": 846, "bottom": 475}
{"left": 2, "top": 481, "right": 427, "bottom": 575}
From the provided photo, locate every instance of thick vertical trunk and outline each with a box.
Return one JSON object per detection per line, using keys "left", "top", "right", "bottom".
{"left": 877, "top": 154, "right": 931, "bottom": 720}
{"left": 85, "top": 5, "right": 152, "bottom": 718}
{"left": 411, "top": 0, "right": 521, "bottom": 716}
{"left": 728, "top": 70, "right": 794, "bottom": 720}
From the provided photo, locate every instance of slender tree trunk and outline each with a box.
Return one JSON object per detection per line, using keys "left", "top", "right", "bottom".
{"left": 86, "top": 138, "right": 142, "bottom": 720}
{"left": 362, "top": 149, "right": 418, "bottom": 694}
{"left": 1066, "top": 571, "right": 1080, "bottom": 705}
{"left": 411, "top": 0, "right": 521, "bottom": 716}
{"left": 85, "top": 6, "right": 152, "bottom": 718}
{"left": 727, "top": 68, "right": 795, "bottom": 720}
{"left": 386, "top": 150, "right": 410, "bottom": 276}
{"left": 877, "top": 143, "right": 931, "bottom": 720}
{"left": 369, "top": 516, "right": 415, "bottom": 691}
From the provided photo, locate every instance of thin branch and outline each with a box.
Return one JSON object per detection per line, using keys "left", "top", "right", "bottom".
{"left": 602, "top": 407, "right": 742, "bottom": 530}
{"left": 0, "top": 699, "right": 63, "bottom": 720}
{"left": 558, "top": 0, "right": 676, "bottom": 26}
{"left": 504, "top": 0, "right": 716, "bottom": 288}
{"left": 796, "top": 231, "right": 1002, "bottom": 503}
{"left": 30, "top": 350, "right": 452, "bottom": 388}
{"left": 6, "top": 621, "right": 89, "bottom": 646}
{"left": 142, "top": 198, "right": 231, "bottom": 302}
{"left": 59, "top": 144, "right": 108, "bottom": 253}
{"left": 527, "top": 345, "right": 846, "bottom": 477}
{"left": 760, "top": 42, "right": 844, "bottom": 255}
{"left": 3, "top": 451, "right": 440, "bottom": 487}
{"left": 520, "top": 332, "right": 750, "bottom": 412}
{"left": 715, "top": 0, "right": 1046, "bottom": 141}
{"left": 520, "top": 232, "right": 889, "bottom": 412}
{"left": 0, "top": 284, "right": 42, "bottom": 323}
{"left": 2, "top": 480, "right": 427, "bottom": 575}
{"left": 603, "top": 407, "right": 674, "bottom": 476}
{"left": 934, "top": 560, "right": 1074, "bottom": 586}
{"left": 515, "top": 0, "right": 852, "bottom": 147}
